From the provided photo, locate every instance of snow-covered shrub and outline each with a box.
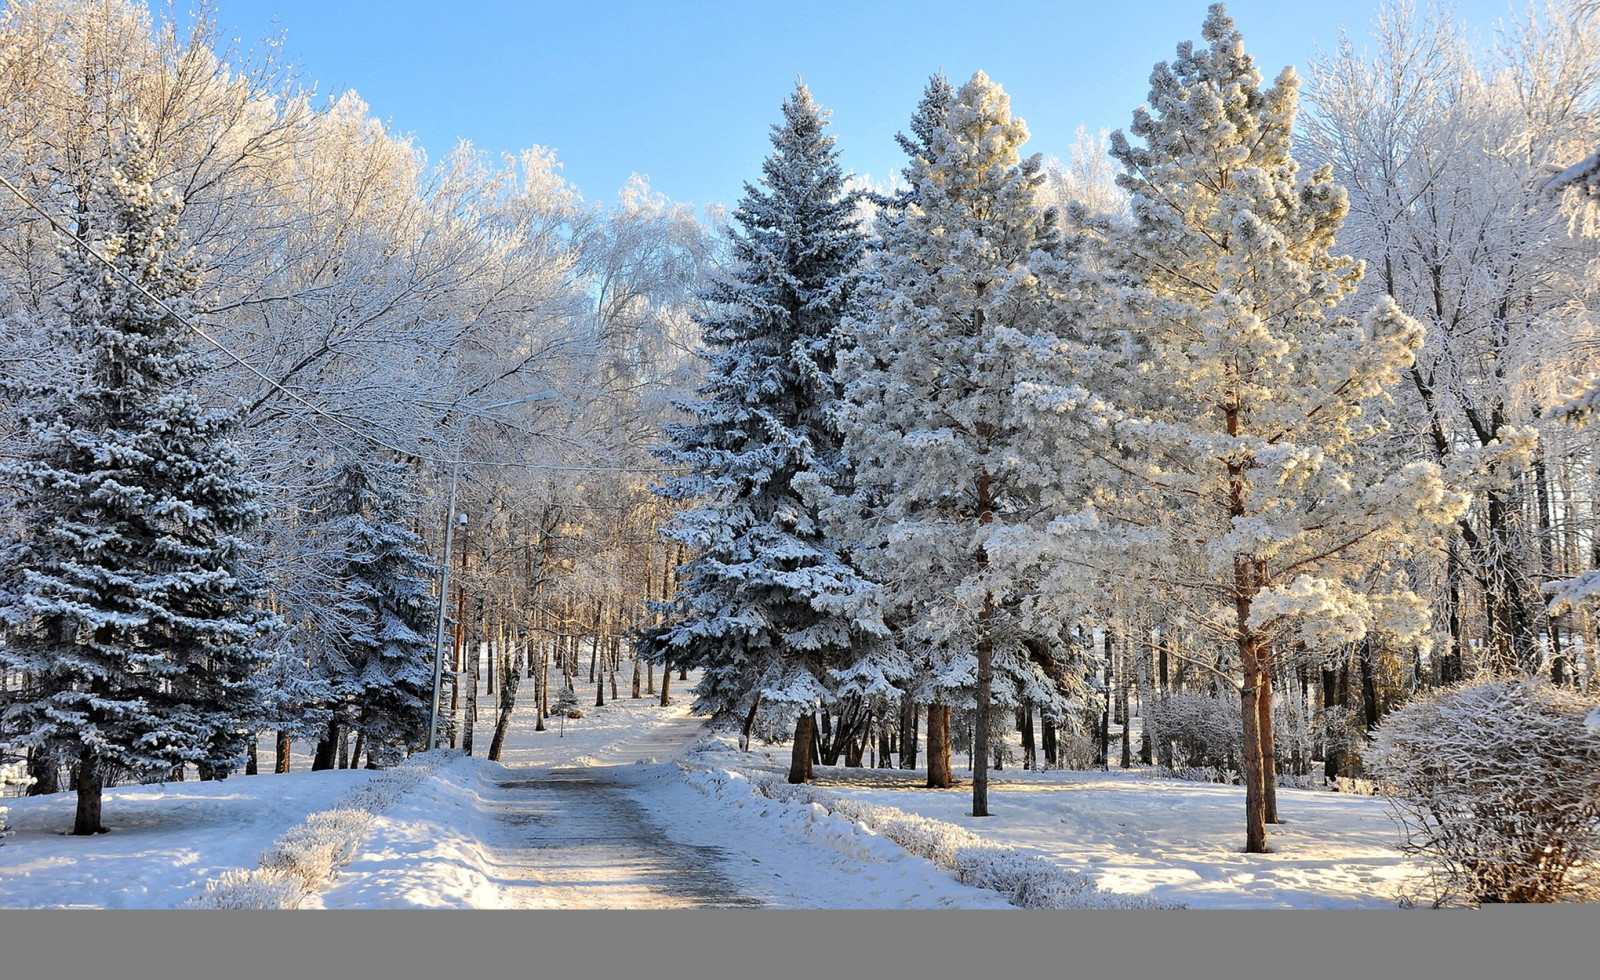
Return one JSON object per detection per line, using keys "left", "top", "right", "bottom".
{"left": 1330, "top": 776, "right": 1380, "bottom": 796}
{"left": 186, "top": 749, "right": 453, "bottom": 908}
{"left": 1367, "top": 678, "right": 1600, "bottom": 904}
{"left": 1144, "top": 691, "right": 1241, "bottom": 771}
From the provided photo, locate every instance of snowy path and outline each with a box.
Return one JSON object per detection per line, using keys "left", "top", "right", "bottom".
{"left": 489, "top": 768, "right": 763, "bottom": 908}
{"left": 474, "top": 703, "right": 763, "bottom": 908}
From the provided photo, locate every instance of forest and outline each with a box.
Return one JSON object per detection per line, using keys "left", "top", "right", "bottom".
{"left": 3, "top": 0, "right": 1600, "bottom": 907}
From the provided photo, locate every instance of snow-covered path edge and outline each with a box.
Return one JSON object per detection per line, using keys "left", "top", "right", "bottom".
{"left": 673, "top": 757, "right": 1185, "bottom": 909}
{"left": 185, "top": 749, "right": 459, "bottom": 909}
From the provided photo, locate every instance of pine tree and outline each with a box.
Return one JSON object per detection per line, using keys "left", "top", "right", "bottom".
{"left": 0, "top": 127, "right": 275, "bottom": 834}
{"left": 307, "top": 459, "right": 436, "bottom": 768}
{"left": 644, "top": 83, "right": 880, "bottom": 784}
{"left": 836, "top": 72, "right": 1080, "bottom": 815}
{"left": 1102, "top": 4, "right": 1465, "bottom": 852}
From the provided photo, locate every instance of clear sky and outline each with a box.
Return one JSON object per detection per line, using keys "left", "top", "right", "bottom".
{"left": 208, "top": 0, "right": 1521, "bottom": 213}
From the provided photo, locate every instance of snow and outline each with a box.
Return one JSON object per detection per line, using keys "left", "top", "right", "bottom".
{"left": 685, "top": 734, "right": 1432, "bottom": 909}
{"left": 314, "top": 685, "right": 1013, "bottom": 909}
{"left": 4, "top": 674, "right": 1436, "bottom": 908}
{"left": 0, "top": 767, "right": 376, "bottom": 908}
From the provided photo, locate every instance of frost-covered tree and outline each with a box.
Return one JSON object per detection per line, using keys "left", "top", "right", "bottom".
{"left": 0, "top": 128, "right": 275, "bottom": 834}
{"left": 1306, "top": 0, "right": 1600, "bottom": 681}
{"left": 304, "top": 459, "right": 436, "bottom": 768}
{"left": 1100, "top": 5, "right": 1465, "bottom": 852}
{"left": 643, "top": 83, "right": 880, "bottom": 784}
{"left": 837, "top": 71, "right": 1080, "bottom": 815}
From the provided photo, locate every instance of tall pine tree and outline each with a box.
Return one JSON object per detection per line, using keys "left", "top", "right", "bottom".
{"left": 837, "top": 72, "right": 1079, "bottom": 815}
{"left": 1102, "top": 5, "right": 1465, "bottom": 852}
{"left": 644, "top": 83, "right": 880, "bottom": 784}
{"left": 0, "top": 127, "right": 274, "bottom": 834}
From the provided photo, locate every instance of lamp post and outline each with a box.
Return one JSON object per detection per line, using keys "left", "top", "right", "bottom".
{"left": 427, "top": 390, "right": 556, "bottom": 751}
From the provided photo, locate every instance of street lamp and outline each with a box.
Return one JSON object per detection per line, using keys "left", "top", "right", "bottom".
{"left": 427, "top": 390, "right": 556, "bottom": 751}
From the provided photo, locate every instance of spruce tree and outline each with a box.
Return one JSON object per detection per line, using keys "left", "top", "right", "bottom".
{"left": 836, "top": 72, "right": 1080, "bottom": 815}
{"left": 0, "top": 128, "right": 274, "bottom": 834}
{"left": 307, "top": 459, "right": 436, "bottom": 768}
{"left": 645, "top": 83, "right": 880, "bottom": 783}
{"left": 1102, "top": 5, "right": 1465, "bottom": 852}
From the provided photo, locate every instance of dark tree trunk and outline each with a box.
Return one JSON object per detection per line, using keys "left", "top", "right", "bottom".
{"left": 487, "top": 654, "right": 521, "bottom": 763}
{"left": 26, "top": 745, "right": 60, "bottom": 796}
{"left": 1441, "top": 543, "right": 1465, "bottom": 684}
{"left": 1042, "top": 717, "right": 1058, "bottom": 769}
{"left": 926, "top": 703, "right": 952, "bottom": 789}
{"left": 740, "top": 695, "right": 761, "bottom": 753}
{"left": 1322, "top": 664, "right": 1343, "bottom": 782}
{"left": 899, "top": 700, "right": 919, "bottom": 770}
{"left": 1359, "top": 637, "right": 1380, "bottom": 733}
{"left": 878, "top": 717, "right": 894, "bottom": 768}
{"left": 312, "top": 714, "right": 339, "bottom": 771}
{"left": 276, "top": 731, "right": 292, "bottom": 774}
{"left": 659, "top": 659, "right": 672, "bottom": 706}
{"left": 246, "top": 739, "right": 259, "bottom": 776}
{"left": 787, "top": 713, "right": 814, "bottom": 784}
{"left": 1019, "top": 707, "right": 1036, "bottom": 770}
{"left": 73, "top": 745, "right": 104, "bottom": 835}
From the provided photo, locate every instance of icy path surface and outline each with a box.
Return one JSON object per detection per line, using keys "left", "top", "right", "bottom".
{"left": 491, "top": 768, "right": 762, "bottom": 908}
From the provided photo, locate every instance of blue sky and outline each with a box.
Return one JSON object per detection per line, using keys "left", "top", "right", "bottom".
{"left": 210, "top": 1, "right": 1520, "bottom": 213}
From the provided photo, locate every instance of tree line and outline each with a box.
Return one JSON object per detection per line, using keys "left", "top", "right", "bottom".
{"left": 644, "top": 1, "right": 1600, "bottom": 858}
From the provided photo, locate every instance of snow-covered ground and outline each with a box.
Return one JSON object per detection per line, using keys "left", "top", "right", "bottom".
{"left": 0, "top": 766, "right": 377, "bottom": 908}
{"left": 2, "top": 678, "right": 1431, "bottom": 908}
{"left": 686, "top": 734, "right": 1431, "bottom": 909}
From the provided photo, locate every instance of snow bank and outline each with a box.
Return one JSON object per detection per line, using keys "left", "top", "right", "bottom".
{"left": 680, "top": 763, "right": 1182, "bottom": 909}
{"left": 185, "top": 750, "right": 455, "bottom": 909}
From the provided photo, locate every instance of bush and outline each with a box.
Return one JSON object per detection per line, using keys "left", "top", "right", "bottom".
{"left": 1367, "top": 678, "right": 1600, "bottom": 905}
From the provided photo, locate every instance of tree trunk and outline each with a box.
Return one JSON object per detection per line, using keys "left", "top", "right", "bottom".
{"left": 26, "top": 745, "right": 60, "bottom": 796}
{"left": 787, "top": 712, "right": 814, "bottom": 784}
{"left": 659, "top": 658, "right": 672, "bottom": 706}
{"left": 1359, "top": 636, "right": 1380, "bottom": 733}
{"left": 899, "top": 700, "right": 918, "bottom": 770}
{"left": 312, "top": 714, "right": 339, "bottom": 771}
{"left": 1042, "top": 716, "right": 1058, "bottom": 769}
{"left": 535, "top": 643, "right": 548, "bottom": 731}
{"left": 1258, "top": 662, "right": 1278, "bottom": 823}
{"left": 275, "top": 731, "right": 292, "bottom": 774}
{"left": 349, "top": 731, "right": 365, "bottom": 772}
{"left": 973, "top": 592, "right": 993, "bottom": 816}
{"left": 926, "top": 703, "right": 952, "bottom": 789}
{"left": 73, "top": 745, "right": 104, "bottom": 835}
{"left": 740, "top": 695, "right": 761, "bottom": 753}
{"left": 1322, "top": 663, "right": 1342, "bottom": 782}
{"left": 631, "top": 646, "right": 642, "bottom": 698}
{"left": 487, "top": 654, "right": 522, "bottom": 762}
{"left": 246, "top": 738, "right": 259, "bottom": 776}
